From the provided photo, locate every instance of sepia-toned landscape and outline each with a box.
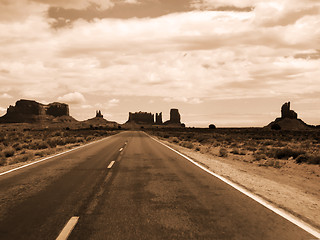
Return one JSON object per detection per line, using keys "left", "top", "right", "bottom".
{"left": 1, "top": 0, "right": 320, "bottom": 239}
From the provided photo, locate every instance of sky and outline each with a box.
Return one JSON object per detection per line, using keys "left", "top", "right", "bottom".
{"left": 0, "top": 0, "right": 319, "bottom": 127}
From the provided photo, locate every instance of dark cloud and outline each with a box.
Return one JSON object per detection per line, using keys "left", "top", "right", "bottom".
{"left": 294, "top": 50, "right": 320, "bottom": 60}
{"left": 48, "top": 0, "right": 192, "bottom": 27}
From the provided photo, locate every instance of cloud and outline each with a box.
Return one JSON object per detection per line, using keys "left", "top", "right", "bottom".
{"left": 191, "top": 0, "right": 320, "bottom": 27}
{"left": 0, "top": 0, "right": 47, "bottom": 22}
{"left": 58, "top": 92, "right": 86, "bottom": 104}
{"left": 0, "top": 1, "right": 319, "bottom": 108}
{"left": 0, "top": 93, "right": 12, "bottom": 99}
{"left": 108, "top": 98, "right": 120, "bottom": 107}
{"left": 123, "top": 0, "right": 140, "bottom": 4}
{"left": 164, "top": 97, "right": 203, "bottom": 104}
{"left": 31, "top": 0, "right": 114, "bottom": 10}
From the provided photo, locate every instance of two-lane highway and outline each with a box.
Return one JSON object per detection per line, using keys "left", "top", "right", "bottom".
{"left": 0, "top": 131, "right": 317, "bottom": 239}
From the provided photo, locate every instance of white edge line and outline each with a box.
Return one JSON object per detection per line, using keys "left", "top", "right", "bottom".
{"left": 145, "top": 132, "right": 320, "bottom": 239}
{"left": 0, "top": 133, "right": 119, "bottom": 177}
{"left": 107, "top": 161, "right": 115, "bottom": 169}
{"left": 56, "top": 216, "right": 79, "bottom": 240}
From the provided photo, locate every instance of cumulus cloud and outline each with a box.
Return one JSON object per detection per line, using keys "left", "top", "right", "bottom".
{"left": 0, "top": 0, "right": 319, "bottom": 122}
{"left": 58, "top": 92, "right": 86, "bottom": 104}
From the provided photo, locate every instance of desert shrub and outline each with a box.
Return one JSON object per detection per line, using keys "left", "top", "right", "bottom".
{"left": 246, "top": 146, "right": 257, "bottom": 152}
{"left": 196, "top": 135, "right": 210, "bottom": 143}
{"left": 54, "top": 131, "right": 63, "bottom": 137}
{"left": 259, "top": 159, "right": 275, "bottom": 167}
{"left": 219, "top": 148, "right": 228, "bottom": 157}
{"left": 65, "top": 137, "right": 77, "bottom": 144}
{"left": 253, "top": 153, "right": 267, "bottom": 161}
{"left": 172, "top": 137, "right": 179, "bottom": 143}
{"left": 295, "top": 154, "right": 308, "bottom": 164}
{"left": 262, "top": 140, "right": 274, "bottom": 146}
{"left": 239, "top": 150, "right": 247, "bottom": 155}
{"left": 35, "top": 151, "right": 47, "bottom": 157}
{"left": 296, "top": 154, "right": 320, "bottom": 165}
{"left": 76, "top": 137, "right": 84, "bottom": 143}
{"left": 12, "top": 142, "right": 23, "bottom": 151}
{"left": 3, "top": 147, "right": 15, "bottom": 158}
{"left": 274, "top": 147, "right": 305, "bottom": 159}
{"left": 85, "top": 136, "right": 93, "bottom": 142}
{"left": 16, "top": 152, "right": 33, "bottom": 162}
{"left": 29, "top": 140, "right": 49, "bottom": 150}
{"left": 230, "top": 148, "right": 240, "bottom": 155}
{"left": 47, "top": 137, "right": 65, "bottom": 147}
{"left": 181, "top": 141, "right": 194, "bottom": 149}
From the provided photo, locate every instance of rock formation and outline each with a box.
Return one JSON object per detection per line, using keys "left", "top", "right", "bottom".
{"left": 0, "top": 99, "right": 71, "bottom": 123}
{"left": 281, "top": 102, "right": 298, "bottom": 119}
{"left": 96, "top": 110, "right": 103, "bottom": 118}
{"left": 155, "top": 112, "right": 163, "bottom": 124}
{"left": 164, "top": 108, "right": 181, "bottom": 125}
{"left": 127, "top": 111, "right": 154, "bottom": 124}
{"left": 266, "top": 102, "right": 310, "bottom": 130}
{"left": 124, "top": 108, "right": 184, "bottom": 128}
{"left": 170, "top": 109, "right": 181, "bottom": 123}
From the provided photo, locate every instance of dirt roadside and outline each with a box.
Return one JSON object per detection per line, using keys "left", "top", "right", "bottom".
{"left": 157, "top": 137, "right": 320, "bottom": 231}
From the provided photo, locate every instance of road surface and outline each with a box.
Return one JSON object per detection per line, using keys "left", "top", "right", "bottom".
{"left": 0, "top": 131, "right": 316, "bottom": 239}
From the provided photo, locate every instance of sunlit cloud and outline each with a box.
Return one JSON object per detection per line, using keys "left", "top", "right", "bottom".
{"left": 58, "top": 92, "right": 86, "bottom": 104}
{"left": 0, "top": 93, "right": 13, "bottom": 99}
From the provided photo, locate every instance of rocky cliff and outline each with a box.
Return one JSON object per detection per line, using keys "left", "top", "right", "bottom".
{"left": 155, "top": 112, "right": 163, "bottom": 124}
{"left": 164, "top": 108, "right": 182, "bottom": 125}
{"left": 0, "top": 99, "right": 71, "bottom": 123}
{"left": 127, "top": 111, "right": 155, "bottom": 124}
{"left": 124, "top": 108, "right": 184, "bottom": 127}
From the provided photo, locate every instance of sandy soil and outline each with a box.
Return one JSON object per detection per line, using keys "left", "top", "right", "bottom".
{"left": 159, "top": 138, "right": 320, "bottom": 231}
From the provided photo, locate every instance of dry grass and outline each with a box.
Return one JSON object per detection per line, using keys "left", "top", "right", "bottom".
{"left": 147, "top": 128, "right": 320, "bottom": 168}
{"left": 0, "top": 124, "right": 120, "bottom": 167}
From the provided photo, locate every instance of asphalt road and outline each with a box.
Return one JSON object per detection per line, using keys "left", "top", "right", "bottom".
{"left": 0, "top": 131, "right": 316, "bottom": 239}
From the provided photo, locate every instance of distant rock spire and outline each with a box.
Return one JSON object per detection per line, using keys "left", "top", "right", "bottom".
{"left": 155, "top": 112, "right": 163, "bottom": 124}
{"left": 96, "top": 110, "right": 103, "bottom": 118}
{"left": 281, "top": 102, "right": 297, "bottom": 119}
